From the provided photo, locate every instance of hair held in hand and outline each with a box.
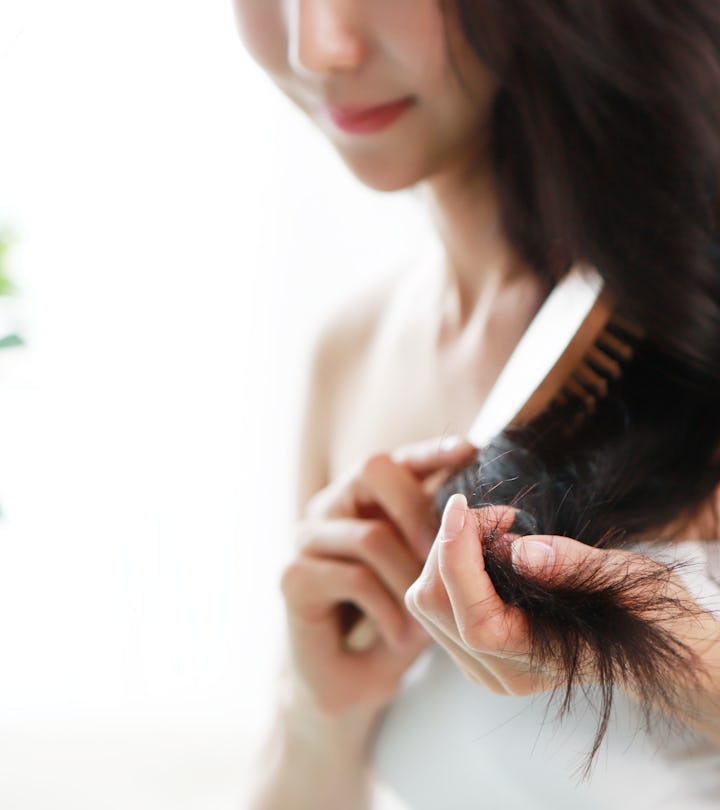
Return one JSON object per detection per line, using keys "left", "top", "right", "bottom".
{"left": 439, "top": 421, "right": 715, "bottom": 777}
{"left": 435, "top": 0, "right": 720, "bottom": 776}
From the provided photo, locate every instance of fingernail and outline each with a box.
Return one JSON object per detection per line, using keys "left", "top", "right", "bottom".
{"left": 509, "top": 510, "right": 539, "bottom": 537}
{"left": 511, "top": 539, "right": 555, "bottom": 574}
{"left": 440, "top": 493, "right": 467, "bottom": 542}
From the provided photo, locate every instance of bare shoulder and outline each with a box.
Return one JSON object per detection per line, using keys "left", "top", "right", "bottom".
{"left": 312, "top": 241, "right": 443, "bottom": 373}
{"left": 293, "top": 264, "right": 414, "bottom": 513}
{"left": 317, "top": 270, "right": 407, "bottom": 375}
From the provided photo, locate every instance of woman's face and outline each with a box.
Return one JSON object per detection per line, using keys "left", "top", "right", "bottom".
{"left": 233, "top": 0, "right": 497, "bottom": 191}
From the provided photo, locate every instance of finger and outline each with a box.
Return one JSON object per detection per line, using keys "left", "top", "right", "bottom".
{"left": 410, "top": 503, "right": 565, "bottom": 694}
{"left": 406, "top": 530, "right": 488, "bottom": 650}
{"left": 404, "top": 524, "right": 449, "bottom": 621}
{"left": 323, "top": 453, "right": 441, "bottom": 558}
{"left": 391, "top": 436, "right": 478, "bottom": 478}
{"left": 406, "top": 516, "right": 506, "bottom": 648}
{"left": 297, "top": 518, "right": 423, "bottom": 602}
{"left": 509, "top": 533, "right": 635, "bottom": 583}
{"left": 406, "top": 499, "right": 520, "bottom": 640}
{"left": 408, "top": 607, "right": 509, "bottom": 694}
{"left": 409, "top": 502, "right": 541, "bottom": 691}
{"left": 394, "top": 436, "right": 478, "bottom": 515}
{"left": 404, "top": 547, "right": 509, "bottom": 694}
{"left": 307, "top": 438, "right": 477, "bottom": 551}
{"left": 437, "top": 495, "right": 529, "bottom": 654}
{"left": 281, "top": 558, "right": 410, "bottom": 651}
{"left": 407, "top": 562, "right": 540, "bottom": 696}
{"left": 355, "top": 456, "right": 445, "bottom": 556}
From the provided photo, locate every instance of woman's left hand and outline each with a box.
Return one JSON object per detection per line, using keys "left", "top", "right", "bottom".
{"left": 404, "top": 493, "right": 720, "bottom": 700}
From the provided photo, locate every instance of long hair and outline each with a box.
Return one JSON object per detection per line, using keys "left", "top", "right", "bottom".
{"left": 439, "top": 0, "right": 720, "bottom": 772}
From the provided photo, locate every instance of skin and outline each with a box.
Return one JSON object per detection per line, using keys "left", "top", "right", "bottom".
{"left": 232, "top": 0, "right": 533, "bottom": 308}
{"left": 233, "top": 0, "right": 497, "bottom": 194}
{"left": 235, "top": 3, "right": 720, "bottom": 807}
{"left": 407, "top": 494, "right": 720, "bottom": 717}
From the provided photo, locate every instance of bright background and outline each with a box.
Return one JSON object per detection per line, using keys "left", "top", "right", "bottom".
{"left": 0, "top": 2, "right": 430, "bottom": 807}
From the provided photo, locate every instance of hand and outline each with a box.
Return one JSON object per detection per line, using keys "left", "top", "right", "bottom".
{"left": 280, "top": 438, "right": 478, "bottom": 722}
{"left": 405, "top": 493, "right": 720, "bottom": 700}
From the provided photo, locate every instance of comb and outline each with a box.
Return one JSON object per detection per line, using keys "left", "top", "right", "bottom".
{"left": 468, "top": 264, "right": 640, "bottom": 444}
{"left": 343, "top": 265, "right": 641, "bottom": 652}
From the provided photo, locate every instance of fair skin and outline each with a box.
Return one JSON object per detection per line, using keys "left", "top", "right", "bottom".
{"left": 234, "top": 2, "right": 720, "bottom": 808}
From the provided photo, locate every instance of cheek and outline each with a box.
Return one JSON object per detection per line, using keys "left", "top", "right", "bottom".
{"left": 232, "top": 0, "right": 289, "bottom": 74}
{"left": 382, "top": 0, "right": 446, "bottom": 83}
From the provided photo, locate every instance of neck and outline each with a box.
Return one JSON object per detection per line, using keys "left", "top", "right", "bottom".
{"left": 419, "top": 159, "right": 534, "bottom": 323}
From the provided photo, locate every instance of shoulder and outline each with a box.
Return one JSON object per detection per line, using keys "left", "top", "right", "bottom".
{"left": 310, "top": 241, "right": 443, "bottom": 379}
{"left": 293, "top": 262, "right": 416, "bottom": 513}
{"left": 313, "top": 271, "right": 405, "bottom": 377}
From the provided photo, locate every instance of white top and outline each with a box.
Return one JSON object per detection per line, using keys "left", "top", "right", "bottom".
{"left": 371, "top": 543, "right": 720, "bottom": 809}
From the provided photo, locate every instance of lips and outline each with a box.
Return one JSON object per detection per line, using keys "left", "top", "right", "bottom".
{"left": 326, "top": 97, "right": 415, "bottom": 134}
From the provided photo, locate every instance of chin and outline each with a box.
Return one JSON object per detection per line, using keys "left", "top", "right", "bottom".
{"left": 339, "top": 154, "right": 432, "bottom": 193}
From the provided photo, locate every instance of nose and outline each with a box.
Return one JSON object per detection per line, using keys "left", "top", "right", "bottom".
{"left": 287, "top": 0, "right": 368, "bottom": 77}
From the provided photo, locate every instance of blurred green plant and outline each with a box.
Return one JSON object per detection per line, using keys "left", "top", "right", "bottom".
{"left": 0, "top": 229, "right": 24, "bottom": 349}
{"left": 0, "top": 231, "right": 17, "bottom": 294}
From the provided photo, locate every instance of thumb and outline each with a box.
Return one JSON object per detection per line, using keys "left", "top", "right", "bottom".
{"left": 510, "top": 533, "right": 613, "bottom": 579}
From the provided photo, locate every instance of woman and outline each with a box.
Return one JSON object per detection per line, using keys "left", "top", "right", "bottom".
{"left": 234, "top": 1, "right": 720, "bottom": 807}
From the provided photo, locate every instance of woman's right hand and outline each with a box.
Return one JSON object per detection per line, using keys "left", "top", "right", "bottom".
{"left": 279, "top": 437, "right": 478, "bottom": 723}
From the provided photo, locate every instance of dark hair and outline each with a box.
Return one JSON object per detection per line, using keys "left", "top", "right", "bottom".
{"left": 438, "top": 0, "right": 720, "bottom": 774}
{"left": 453, "top": 0, "right": 720, "bottom": 375}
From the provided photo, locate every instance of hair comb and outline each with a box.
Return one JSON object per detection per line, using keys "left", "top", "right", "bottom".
{"left": 468, "top": 264, "right": 641, "bottom": 445}
{"left": 343, "top": 265, "right": 642, "bottom": 652}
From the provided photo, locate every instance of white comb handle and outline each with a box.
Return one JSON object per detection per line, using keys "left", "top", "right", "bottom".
{"left": 468, "top": 266, "right": 604, "bottom": 448}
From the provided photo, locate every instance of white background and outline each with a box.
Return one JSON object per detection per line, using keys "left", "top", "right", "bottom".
{"left": 0, "top": 2, "right": 429, "bottom": 807}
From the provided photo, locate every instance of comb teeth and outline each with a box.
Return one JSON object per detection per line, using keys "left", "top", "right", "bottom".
{"left": 607, "top": 313, "right": 644, "bottom": 341}
{"left": 585, "top": 344, "right": 622, "bottom": 380}
{"left": 562, "top": 375, "right": 598, "bottom": 411}
{"left": 558, "top": 317, "right": 642, "bottom": 415}
{"left": 596, "top": 330, "right": 634, "bottom": 362}
{"left": 575, "top": 362, "right": 609, "bottom": 398}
